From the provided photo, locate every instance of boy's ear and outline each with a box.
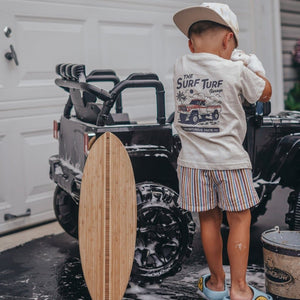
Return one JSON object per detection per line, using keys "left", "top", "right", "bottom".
{"left": 223, "top": 32, "right": 234, "bottom": 49}
{"left": 188, "top": 39, "right": 195, "bottom": 53}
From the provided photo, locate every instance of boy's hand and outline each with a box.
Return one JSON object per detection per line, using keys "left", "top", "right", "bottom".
{"left": 231, "top": 49, "right": 266, "bottom": 76}
{"left": 247, "top": 54, "right": 266, "bottom": 76}
{"left": 231, "top": 49, "right": 250, "bottom": 65}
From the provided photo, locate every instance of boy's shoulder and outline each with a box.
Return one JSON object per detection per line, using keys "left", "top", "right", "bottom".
{"left": 175, "top": 53, "right": 244, "bottom": 70}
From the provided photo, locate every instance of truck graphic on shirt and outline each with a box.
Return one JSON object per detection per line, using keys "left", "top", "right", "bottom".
{"left": 178, "top": 99, "right": 222, "bottom": 124}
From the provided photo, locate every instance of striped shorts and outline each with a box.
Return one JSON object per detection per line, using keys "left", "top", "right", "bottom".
{"left": 177, "top": 166, "right": 260, "bottom": 212}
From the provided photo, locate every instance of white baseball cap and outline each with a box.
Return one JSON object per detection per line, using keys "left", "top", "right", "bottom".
{"left": 173, "top": 2, "right": 239, "bottom": 45}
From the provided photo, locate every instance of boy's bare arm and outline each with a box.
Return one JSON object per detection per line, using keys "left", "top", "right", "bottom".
{"left": 256, "top": 73, "right": 272, "bottom": 102}
{"left": 231, "top": 50, "right": 272, "bottom": 103}
{"left": 256, "top": 73, "right": 272, "bottom": 103}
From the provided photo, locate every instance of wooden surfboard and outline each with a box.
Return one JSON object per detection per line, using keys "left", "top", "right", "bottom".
{"left": 79, "top": 132, "right": 137, "bottom": 300}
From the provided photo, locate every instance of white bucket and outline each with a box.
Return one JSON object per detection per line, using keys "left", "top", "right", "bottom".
{"left": 261, "top": 226, "right": 300, "bottom": 300}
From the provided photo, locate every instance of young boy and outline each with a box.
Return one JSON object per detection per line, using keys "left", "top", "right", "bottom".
{"left": 173, "top": 3, "right": 272, "bottom": 300}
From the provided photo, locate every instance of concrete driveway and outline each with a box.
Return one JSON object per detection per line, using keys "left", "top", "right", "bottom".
{"left": 0, "top": 187, "right": 290, "bottom": 299}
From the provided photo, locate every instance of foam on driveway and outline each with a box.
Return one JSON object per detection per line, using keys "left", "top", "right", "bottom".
{"left": 0, "top": 187, "right": 289, "bottom": 299}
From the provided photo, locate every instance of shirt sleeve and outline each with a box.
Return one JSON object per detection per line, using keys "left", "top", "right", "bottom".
{"left": 240, "top": 65, "right": 266, "bottom": 104}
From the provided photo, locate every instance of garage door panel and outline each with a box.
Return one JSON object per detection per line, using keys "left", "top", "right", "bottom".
{"left": 98, "top": 21, "right": 153, "bottom": 76}
{"left": 15, "top": 120, "right": 57, "bottom": 219}
{"left": 163, "top": 25, "right": 186, "bottom": 76}
{"left": 0, "top": 134, "right": 11, "bottom": 211}
{"left": 22, "top": 129, "right": 56, "bottom": 203}
{"left": 0, "top": 97, "right": 65, "bottom": 119}
{"left": 15, "top": 16, "right": 85, "bottom": 90}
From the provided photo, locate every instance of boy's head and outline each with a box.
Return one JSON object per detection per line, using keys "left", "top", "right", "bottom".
{"left": 173, "top": 3, "right": 239, "bottom": 56}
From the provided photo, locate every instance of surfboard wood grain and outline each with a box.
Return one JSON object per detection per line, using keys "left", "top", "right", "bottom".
{"left": 79, "top": 132, "right": 136, "bottom": 300}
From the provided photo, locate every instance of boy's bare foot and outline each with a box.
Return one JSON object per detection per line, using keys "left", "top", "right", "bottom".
{"left": 206, "top": 274, "right": 226, "bottom": 292}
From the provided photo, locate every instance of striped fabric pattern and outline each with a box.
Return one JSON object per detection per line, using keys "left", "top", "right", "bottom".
{"left": 177, "top": 167, "right": 259, "bottom": 212}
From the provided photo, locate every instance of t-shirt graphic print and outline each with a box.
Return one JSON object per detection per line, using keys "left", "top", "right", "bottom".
{"left": 175, "top": 74, "right": 223, "bottom": 133}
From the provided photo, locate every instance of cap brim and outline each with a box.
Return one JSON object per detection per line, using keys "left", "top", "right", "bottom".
{"left": 173, "top": 6, "right": 230, "bottom": 38}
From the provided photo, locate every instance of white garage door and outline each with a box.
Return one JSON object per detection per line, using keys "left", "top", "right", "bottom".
{"left": 0, "top": 0, "right": 283, "bottom": 234}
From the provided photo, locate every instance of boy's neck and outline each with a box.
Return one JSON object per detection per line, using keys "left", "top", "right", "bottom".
{"left": 189, "top": 30, "right": 234, "bottom": 60}
{"left": 190, "top": 36, "right": 223, "bottom": 57}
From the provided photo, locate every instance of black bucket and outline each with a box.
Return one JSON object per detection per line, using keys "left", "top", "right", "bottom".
{"left": 261, "top": 226, "right": 300, "bottom": 300}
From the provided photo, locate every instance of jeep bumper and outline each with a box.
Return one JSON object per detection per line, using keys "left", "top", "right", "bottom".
{"left": 49, "top": 155, "right": 82, "bottom": 202}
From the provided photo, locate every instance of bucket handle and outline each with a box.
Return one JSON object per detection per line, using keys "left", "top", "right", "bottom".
{"left": 264, "top": 226, "right": 280, "bottom": 235}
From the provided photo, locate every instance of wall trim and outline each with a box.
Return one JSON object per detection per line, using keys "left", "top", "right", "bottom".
{"left": 23, "top": 0, "right": 200, "bottom": 11}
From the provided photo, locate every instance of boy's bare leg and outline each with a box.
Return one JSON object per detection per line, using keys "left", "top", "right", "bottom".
{"left": 199, "top": 207, "right": 225, "bottom": 291}
{"left": 226, "top": 209, "right": 253, "bottom": 300}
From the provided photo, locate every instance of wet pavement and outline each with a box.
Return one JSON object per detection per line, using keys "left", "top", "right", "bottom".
{"left": 0, "top": 187, "right": 290, "bottom": 300}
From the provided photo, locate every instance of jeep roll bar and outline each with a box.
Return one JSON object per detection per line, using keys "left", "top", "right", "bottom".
{"left": 125, "top": 73, "right": 159, "bottom": 81}
{"left": 55, "top": 63, "right": 122, "bottom": 117}
{"left": 87, "top": 69, "right": 117, "bottom": 77}
{"left": 86, "top": 70, "right": 122, "bottom": 113}
{"left": 109, "top": 78, "right": 165, "bottom": 125}
{"left": 55, "top": 64, "right": 166, "bottom": 126}
{"left": 94, "top": 73, "right": 165, "bottom": 126}
{"left": 55, "top": 79, "right": 112, "bottom": 102}
{"left": 87, "top": 70, "right": 122, "bottom": 114}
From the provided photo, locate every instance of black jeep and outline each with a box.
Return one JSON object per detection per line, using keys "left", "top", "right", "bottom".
{"left": 49, "top": 63, "right": 300, "bottom": 283}
{"left": 49, "top": 64, "right": 195, "bottom": 283}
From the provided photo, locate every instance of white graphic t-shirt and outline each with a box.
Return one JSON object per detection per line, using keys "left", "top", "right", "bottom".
{"left": 173, "top": 52, "right": 266, "bottom": 170}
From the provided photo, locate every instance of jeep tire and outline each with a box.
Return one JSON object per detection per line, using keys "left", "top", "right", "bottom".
{"left": 286, "top": 189, "right": 300, "bottom": 230}
{"left": 53, "top": 185, "right": 78, "bottom": 238}
{"left": 132, "top": 182, "right": 195, "bottom": 282}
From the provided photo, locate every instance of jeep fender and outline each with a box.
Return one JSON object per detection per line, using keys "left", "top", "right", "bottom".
{"left": 126, "top": 146, "right": 178, "bottom": 192}
{"left": 268, "top": 134, "right": 300, "bottom": 189}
